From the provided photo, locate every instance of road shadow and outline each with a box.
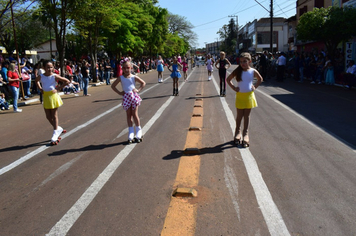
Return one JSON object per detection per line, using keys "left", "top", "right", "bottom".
{"left": 92, "top": 98, "right": 121, "bottom": 103}
{"left": 48, "top": 141, "right": 127, "bottom": 156}
{"left": 0, "top": 141, "right": 49, "bottom": 153}
{"left": 185, "top": 95, "right": 220, "bottom": 100}
{"left": 142, "top": 95, "right": 172, "bottom": 100}
{"left": 162, "top": 141, "right": 236, "bottom": 160}
{"left": 263, "top": 79, "right": 356, "bottom": 148}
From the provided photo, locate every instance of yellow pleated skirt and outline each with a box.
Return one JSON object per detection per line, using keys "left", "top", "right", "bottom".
{"left": 43, "top": 90, "right": 63, "bottom": 109}
{"left": 235, "top": 91, "right": 257, "bottom": 109}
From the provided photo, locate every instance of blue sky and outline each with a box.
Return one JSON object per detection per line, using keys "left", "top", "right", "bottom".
{"left": 157, "top": 0, "right": 296, "bottom": 48}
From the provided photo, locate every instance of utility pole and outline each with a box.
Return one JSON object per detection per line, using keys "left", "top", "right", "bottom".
{"left": 270, "top": 0, "right": 273, "bottom": 53}
{"left": 228, "top": 15, "right": 239, "bottom": 55}
{"left": 255, "top": 0, "right": 274, "bottom": 53}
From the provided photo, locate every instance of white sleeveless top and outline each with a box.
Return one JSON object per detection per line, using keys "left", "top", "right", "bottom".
{"left": 157, "top": 60, "right": 163, "bottom": 66}
{"left": 120, "top": 75, "right": 136, "bottom": 93}
{"left": 40, "top": 74, "right": 57, "bottom": 92}
{"left": 238, "top": 68, "right": 254, "bottom": 93}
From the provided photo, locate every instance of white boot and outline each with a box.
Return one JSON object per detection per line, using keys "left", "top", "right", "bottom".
{"left": 128, "top": 127, "right": 134, "bottom": 142}
{"left": 57, "top": 126, "right": 63, "bottom": 134}
{"left": 51, "top": 129, "right": 59, "bottom": 142}
{"left": 136, "top": 126, "right": 142, "bottom": 139}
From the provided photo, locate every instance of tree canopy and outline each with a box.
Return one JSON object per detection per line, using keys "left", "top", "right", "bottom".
{"left": 0, "top": 0, "right": 196, "bottom": 64}
{"left": 217, "top": 18, "right": 237, "bottom": 55}
{"left": 297, "top": 6, "right": 356, "bottom": 58}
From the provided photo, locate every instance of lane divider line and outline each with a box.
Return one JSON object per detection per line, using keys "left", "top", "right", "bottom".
{"left": 211, "top": 75, "right": 290, "bottom": 236}
{"left": 46, "top": 73, "right": 192, "bottom": 235}
{"left": 161, "top": 79, "right": 204, "bottom": 236}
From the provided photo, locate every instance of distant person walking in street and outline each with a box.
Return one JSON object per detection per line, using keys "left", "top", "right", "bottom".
{"left": 182, "top": 57, "right": 189, "bottom": 81}
{"left": 111, "top": 59, "right": 146, "bottom": 143}
{"left": 215, "top": 51, "right": 231, "bottom": 96}
{"left": 205, "top": 54, "right": 214, "bottom": 81}
{"left": 227, "top": 52, "right": 263, "bottom": 147}
{"left": 156, "top": 55, "right": 164, "bottom": 83}
{"left": 168, "top": 56, "right": 182, "bottom": 96}
{"left": 35, "top": 61, "right": 70, "bottom": 145}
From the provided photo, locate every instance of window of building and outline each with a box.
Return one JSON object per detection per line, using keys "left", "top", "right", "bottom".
{"left": 315, "top": 0, "right": 324, "bottom": 8}
{"left": 299, "top": 5, "right": 307, "bottom": 16}
{"left": 257, "top": 32, "right": 277, "bottom": 44}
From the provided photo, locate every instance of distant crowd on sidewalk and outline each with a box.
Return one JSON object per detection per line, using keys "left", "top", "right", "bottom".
{"left": 0, "top": 52, "right": 193, "bottom": 113}
{"left": 253, "top": 48, "right": 356, "bottom": 89}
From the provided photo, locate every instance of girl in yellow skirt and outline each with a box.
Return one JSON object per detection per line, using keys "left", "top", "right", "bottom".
{"left": 35, "top": 61, "right": 70, "bottom": 145}
{"left": 227, "top": 52, "right": 263, "bottom": 147}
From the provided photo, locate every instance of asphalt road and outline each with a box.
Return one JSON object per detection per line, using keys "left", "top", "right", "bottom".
{"left": 0, "top": 65, "right": 355, "bottom": 236}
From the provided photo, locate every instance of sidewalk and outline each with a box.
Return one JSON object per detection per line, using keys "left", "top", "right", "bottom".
{"left": 10, "top": 80, "right": 111, "bottom": 108}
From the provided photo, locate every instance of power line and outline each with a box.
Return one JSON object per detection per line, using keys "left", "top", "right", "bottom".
{"left": 193, "top": 3, "right": 261, "bottom": 28}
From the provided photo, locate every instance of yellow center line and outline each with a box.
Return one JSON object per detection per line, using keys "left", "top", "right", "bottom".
{"left": 161, "top": 82, "right": 204, "bottom": 236}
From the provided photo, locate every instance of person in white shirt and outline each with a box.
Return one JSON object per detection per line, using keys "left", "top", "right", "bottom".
{"left": 276, "top": 52, "right": 286, "bottom": 82}
{"left": 344, "top": 60, "right": 356, "bottom": 89}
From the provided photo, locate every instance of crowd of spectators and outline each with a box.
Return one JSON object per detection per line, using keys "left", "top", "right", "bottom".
{"left": 0, "top": 52, "right": 172, "bottom": 112}
{"left": 254, "top": 49, "right": 356, "bottom": 89}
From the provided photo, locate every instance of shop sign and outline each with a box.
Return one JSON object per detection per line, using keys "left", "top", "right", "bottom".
{"left": 345, "top": 41, "right": 354, "bottom": 69}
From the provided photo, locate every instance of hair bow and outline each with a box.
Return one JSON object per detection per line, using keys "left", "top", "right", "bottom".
{"left": 120, "top": 57, "right": 130, "bottom": 64}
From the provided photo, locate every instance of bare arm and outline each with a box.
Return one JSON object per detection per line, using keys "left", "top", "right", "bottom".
{"left": 111, "top": 77, "right": 124, "bottom": 96}
{"left": 54, "top": 74, "right": 70, "bottom": 91}
{"left": 215, "top": 59, "right": 220, "bottom": 69}
{"left": 252, "top": 69, "right": 263, "bottom": 90}
{"left": 133, "top": 76, "right": 146, "bottom": 93}
{"left": 226, "top": 59, "right": 232, "bottom": 69}
{"left": 226, "top": 69, "right": 239, "bottom": 92}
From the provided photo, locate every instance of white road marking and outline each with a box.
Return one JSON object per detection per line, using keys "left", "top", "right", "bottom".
{"left": 212, "top": 75, "right": 291, "bottom": 236}
{"left": 46, "top": 73, "right": 190, "bottom": 235}
{"left": 33, "top": 154, "right": 85, "bottom": 193}
{"left": 0, "top": 74, "right": 177, "bottom": 176}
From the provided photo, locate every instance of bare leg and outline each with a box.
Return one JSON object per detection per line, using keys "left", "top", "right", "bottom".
{"left": 132, "top": 106, "right": 140, "bottom": 127}
{"left": 234, "top": 108, "right": 244, "bottom": 142}
{"left": 126, "top": 108, "right": 133, "bottom": 127}
{"left": 243, "top": 109, "right": 252, "bottom": 145}
{"left": 44, "top": 108, "right": 58, "bottom": 130}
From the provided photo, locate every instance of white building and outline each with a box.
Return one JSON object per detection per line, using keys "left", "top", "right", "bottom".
{"left": 31, "top": 39, "right": 57, "bottom": 62}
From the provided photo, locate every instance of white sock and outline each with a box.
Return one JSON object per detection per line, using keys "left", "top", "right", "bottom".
{"left": 128, "top": 127, "right": 134, "bottom": 140}
{"left": 57, "top": 126, "right": 63, "bottom": 133}
{"left": 51, "top": 130, "right": 58, "bottom": 142}
{"left": 136, "top": 126, "right": 142, "bottom": 139}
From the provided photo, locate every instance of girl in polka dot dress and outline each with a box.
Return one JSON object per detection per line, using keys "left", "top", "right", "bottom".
{"left": 111, "top": 59, "right": 146, "bottom": 143}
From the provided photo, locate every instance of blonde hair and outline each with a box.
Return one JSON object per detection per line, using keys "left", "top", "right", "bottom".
{"left": 8, "top": 63, "right": 16, "bottom": 72}
{"left": 240, "top": 52, "right": 252, "bottom": 61}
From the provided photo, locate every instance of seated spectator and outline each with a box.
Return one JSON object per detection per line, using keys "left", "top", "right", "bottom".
{"left": 63, "top": 77, "right": 79, "bottom": 94}
{"left": 0, "top": 93, "right": 9, "bottom": 110}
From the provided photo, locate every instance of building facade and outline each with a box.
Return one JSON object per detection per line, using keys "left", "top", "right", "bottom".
{"left": 237, "top": 17, "right": 290, "bottom": 54}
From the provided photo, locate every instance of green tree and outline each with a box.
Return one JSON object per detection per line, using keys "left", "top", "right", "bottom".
{"left": 74, "top": 0, "right": 120, "bottom": 81}
{"left": 38, "top": 0, "right": 80, "bottom": 76}
{"left": 0, "top": 0, "right": 34, "bottom": 54}
{"left": 16, "top": 10, "right": 49, "bottom": 54}
{"left": 145, "top": 5, "right": 168, "bottom": 63}
{"left": 167, "top": 13, "right": 197, "bottom": 49}
{"left": 217, "top": 18, "right": 236, "bottom": 55}
{"left": 297, "top": 6, "right": 356, "bottom": 58}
